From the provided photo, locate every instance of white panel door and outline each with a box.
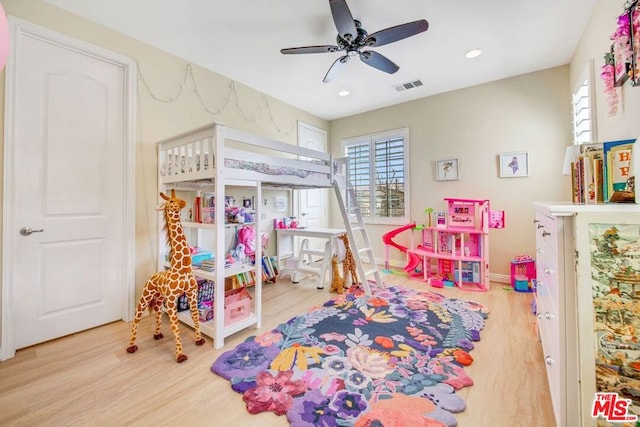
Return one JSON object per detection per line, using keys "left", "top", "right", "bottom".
{"left": 297, "top": 122, "right": 328, "bottom": 229}
{"left": 3, "top": 19, "right": 135, "bottom": 351}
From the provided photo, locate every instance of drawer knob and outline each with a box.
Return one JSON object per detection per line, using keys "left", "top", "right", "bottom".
{"left": 545, "top": 356, "right": 554, "bottom": 365}
{"left": 537, "top": 224, "right": 545, "bottom": 229}
{"left": 542, "top": 231, "right": 551, "bottom": 237}
{"left": 544, "top": 312, "right": 553, "bottom": 320}
{"left": 537, "top": 313, "right": 543, "bottom": 319}
{"left": 544, "top": 268, "right": 551, "bottom": 275}
{"left": 533, "top": 219, "right": 540, "bottom": 224}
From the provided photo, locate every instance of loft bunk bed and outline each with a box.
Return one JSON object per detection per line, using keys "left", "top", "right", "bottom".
{"left": 159, "top": 124, "right": 343, "bottom": 189}
{"left": 156, "top": 123, "right": 380, "bottom": 349}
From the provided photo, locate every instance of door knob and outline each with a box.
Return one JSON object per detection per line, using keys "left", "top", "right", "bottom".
{"left": 20, "top": 226, "right": 44, "bottom": 236}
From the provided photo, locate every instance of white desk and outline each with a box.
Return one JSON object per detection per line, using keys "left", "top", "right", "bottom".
{"left": 275, "top": 227, "right": 346, "bottom": 288}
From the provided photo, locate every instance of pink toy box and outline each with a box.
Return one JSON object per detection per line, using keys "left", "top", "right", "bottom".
{"left": 224, "top": 287, "right": 252, "bottom": 324}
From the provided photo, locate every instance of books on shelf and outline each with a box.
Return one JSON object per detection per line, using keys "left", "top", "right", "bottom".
{"left": 569, "top": 139, "right": 636, "bottom": 204}
{"left": 603, "top": 139, "right": 635, "bottom": 201}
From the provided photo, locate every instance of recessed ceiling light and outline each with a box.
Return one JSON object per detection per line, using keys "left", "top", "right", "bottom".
{"left": 338, "top": 90, "right": 350, "bottom": 97}
{"left": 465, "top": 49, "right": 482, "bottom": 59}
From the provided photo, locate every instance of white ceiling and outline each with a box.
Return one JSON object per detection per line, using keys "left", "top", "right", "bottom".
{"left": 43, "top": 0, "right": 598, "bottom": 121}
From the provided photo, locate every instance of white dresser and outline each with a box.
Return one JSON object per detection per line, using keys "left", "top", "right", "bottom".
{"left": 533, "top": 202, "right": 640, "bottom": 427}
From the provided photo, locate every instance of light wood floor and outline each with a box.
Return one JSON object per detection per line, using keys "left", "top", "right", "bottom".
{"left": 0, "top": 271, "right": 555, "bottom": 427}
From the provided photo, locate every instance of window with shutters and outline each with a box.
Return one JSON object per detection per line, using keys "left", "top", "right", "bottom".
{"left": 572, "top": 59, "right": 598, "bottom": 145}
{"left": 341, "top": 128, "right": 410, "bottom": 224}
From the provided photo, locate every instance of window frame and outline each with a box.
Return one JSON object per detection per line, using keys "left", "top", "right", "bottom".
{"left": 341, "top": 128, "right": 410, "bottom": 225}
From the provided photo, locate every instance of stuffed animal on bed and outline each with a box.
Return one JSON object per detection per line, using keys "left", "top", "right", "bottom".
{"left": 330, "top": 254, "right": 345, "bottom": 294}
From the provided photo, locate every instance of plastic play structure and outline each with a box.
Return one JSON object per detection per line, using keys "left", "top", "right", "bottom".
{"left": 383, "top": 197, "right": 505, "bottom": 292}
{"left": 382, "top": 223, "right": 423, "bottom": 277}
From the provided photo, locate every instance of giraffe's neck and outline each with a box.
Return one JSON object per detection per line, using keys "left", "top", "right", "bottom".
{"left": 166, "top": 210, "right": 192, "bottom": 271}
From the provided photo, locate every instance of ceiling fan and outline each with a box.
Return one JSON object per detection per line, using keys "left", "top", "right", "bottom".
{"left": 280, "top": 0, "right": 429, "bottom": 83}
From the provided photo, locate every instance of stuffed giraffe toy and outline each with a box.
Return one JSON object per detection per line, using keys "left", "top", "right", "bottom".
{"left": 127, "top": 189, "right": 205, "bottom": 363}
{"left": 338, "top": 233, "right": 358, "bottom": 286}
{"left": 329, "top": 254, "right": 345, "bottom": 294}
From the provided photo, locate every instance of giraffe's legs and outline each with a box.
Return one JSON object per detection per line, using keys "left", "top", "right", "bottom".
{"left": 152, "top": 294, "right": 164, "bottom": 340}
{"left": 127, "top": 280, "right": 156, "bottom": 354}
{"left": 350, "top": 266, "right": 359, "bottom": 285}
{"left": 186, "top": 282, "right": 205, "bottom": 346}
{"left": 164, "top": 302, "right": 187, "bottom": 363}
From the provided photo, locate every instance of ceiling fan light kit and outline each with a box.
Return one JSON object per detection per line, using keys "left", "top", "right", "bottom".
{"left": 280, "top": 0, "right": 429, "bottom": 83}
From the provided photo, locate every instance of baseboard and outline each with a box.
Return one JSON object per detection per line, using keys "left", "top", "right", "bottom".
{"left": 489, "top": 273, "right": 510, "bottom": 284}
{"left": 375, "top": 257, "right": 511, "bottom": 285}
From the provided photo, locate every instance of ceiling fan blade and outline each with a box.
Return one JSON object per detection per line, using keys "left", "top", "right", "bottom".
{"left": 281, "top": 45, "right": 341, "bottom": 55}
{"left": 323, "top": 55, "right": 350, "bottom": 83}
{"left": 364, "top": 19, "right": 429, "bottom": 47}
{"left": 329, "top": 0, "right": 357, "bottom": 43}
{"left": 359, "top": 51, "right": 399, "bottom": 74}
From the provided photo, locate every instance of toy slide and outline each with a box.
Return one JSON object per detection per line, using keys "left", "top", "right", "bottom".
{"left": 382, "top": 223, "right": 422, "bottom": 276}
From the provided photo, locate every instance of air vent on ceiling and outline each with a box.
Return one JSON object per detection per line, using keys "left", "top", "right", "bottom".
{"left": 394, "top": 79, "right": 423, "bottom": 92}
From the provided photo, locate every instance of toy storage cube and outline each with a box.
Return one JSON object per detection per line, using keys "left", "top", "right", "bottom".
{"left": 510, "top": 259, "right": 536, "bottom": 288}
{"left": 224, "top": 287, "right": 252, "bottom": 324}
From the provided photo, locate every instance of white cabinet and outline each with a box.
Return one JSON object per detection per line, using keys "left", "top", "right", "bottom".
{"left": 533, "top": 205, "right": 579, "bottom": 427}
{"left": 533, "top": 202, "right": 640, "bottom": 427}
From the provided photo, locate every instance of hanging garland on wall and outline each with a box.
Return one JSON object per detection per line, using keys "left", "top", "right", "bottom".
{"left": 601, "top": 0, "right": 640, "bottom": 116}
{"left": 137, "top": 63, "right": 296, "bottom": 136}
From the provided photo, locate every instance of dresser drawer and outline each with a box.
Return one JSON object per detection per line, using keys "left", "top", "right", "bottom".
{"left": 536, "top": 278, "right": 561, "bottom": 424}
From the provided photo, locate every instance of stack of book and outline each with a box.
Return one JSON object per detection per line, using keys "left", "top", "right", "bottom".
{"left": 570, "top": 139, "right": 636, "bottom": 204}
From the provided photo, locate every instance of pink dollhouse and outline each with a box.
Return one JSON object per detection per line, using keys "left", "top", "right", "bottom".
{"left": 408, "top": 197, "right": 504, "bottom": 291}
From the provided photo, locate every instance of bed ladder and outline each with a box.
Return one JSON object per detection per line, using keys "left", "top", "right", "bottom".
{"left": 333, "top": 181, "right": 384, "bottom": 296}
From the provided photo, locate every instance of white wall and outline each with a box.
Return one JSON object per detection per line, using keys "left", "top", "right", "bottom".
{"left": 329, "top": 67, "right": 571, "bottom": 277}
{"left": 0, "top": 0, "right": 329, "bottom": 313}
{"left": 571, "top": 0, "right": 640, "bottom": 142}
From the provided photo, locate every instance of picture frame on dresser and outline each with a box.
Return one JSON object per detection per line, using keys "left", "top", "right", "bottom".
{"left": 499, "top": 151, "right": 528, "bottom": 178}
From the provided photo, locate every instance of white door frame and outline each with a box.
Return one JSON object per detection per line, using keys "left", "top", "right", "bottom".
{"left": 1, "top": 17, "right": 137, "bottom": 360}
{"left": 295, "top": 121, "right": 329, "bottom": 228}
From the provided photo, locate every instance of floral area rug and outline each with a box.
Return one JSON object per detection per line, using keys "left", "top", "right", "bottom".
{"left": 210, "top": 284, "right": 489, "bottom": 426}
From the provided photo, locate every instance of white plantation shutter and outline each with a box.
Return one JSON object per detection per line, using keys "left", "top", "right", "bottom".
{"left": 374, "top": 137, "right": 405, "bottom": 218}
{"left": 572, "top": 60, "right": 598, "bottom": 145}
{"left": 342, "top": 128, "right": 409, "bottom": 224}
{"left": 346, "top": 142, "right": 372, "bottom": 217}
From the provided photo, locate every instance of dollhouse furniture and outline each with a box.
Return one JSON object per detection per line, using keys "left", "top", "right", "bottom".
{"left": 510, "top": 256, "right": 536, "bottom": 292}
{"left": 408, "top": 198, "right": 491, "bottom": 291}
{"left": 157, "top": 123, "right": 382, "bottom": 349}
{"left": 533, "top": 202, "right": 640, "bottom": 427}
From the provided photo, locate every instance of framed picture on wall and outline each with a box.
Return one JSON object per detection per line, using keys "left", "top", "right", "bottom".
{"left": 631, "top": 4, "right": 640, "bottom": 86}
{"left": 435, "top": 159, "right": 459, "bottom": 181}
{"left": 499, "top": 151, "right": 529, "bottom": 178}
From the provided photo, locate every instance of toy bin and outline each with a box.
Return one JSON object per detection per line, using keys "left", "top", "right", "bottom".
{"left": 198, "top": 300, "right": 214, "bottom": 322}
{"left": 177, "top": 280, "right": 215, "bottom": 311}
{"left": 224, "top": 287, "right": 252, "bottom": 325}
